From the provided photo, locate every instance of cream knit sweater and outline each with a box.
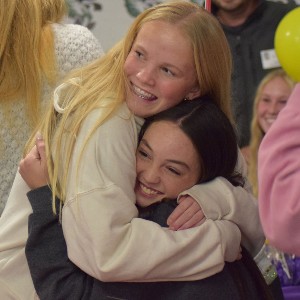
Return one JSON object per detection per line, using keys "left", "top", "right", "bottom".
{"left": 0, "top": 23, "right": 104, "bottom": 215}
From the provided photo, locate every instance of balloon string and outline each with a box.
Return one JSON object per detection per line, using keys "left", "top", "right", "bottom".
{"left": 205, "top": 0, "right": 211, "bottom": 13}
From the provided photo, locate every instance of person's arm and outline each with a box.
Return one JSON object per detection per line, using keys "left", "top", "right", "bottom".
{"left": 64, "top": 186, "right": 241, "bottom": 282}
{"left": 177, "top": 176, "right": 264, "bottom": 257}
{"left": 26, "top": 186, "right": 153, "bottom": 300}
{"left": 26, "top": 186, "right": 100, "bottom": 300}
{"left": 170, "top": 149, "right": 265, "bottom": 257}
{"left": 258, "top": 83, "right": 300, "bottom": 256}
{"left": 25, "top": 186, "right": 241, "bottom": 300}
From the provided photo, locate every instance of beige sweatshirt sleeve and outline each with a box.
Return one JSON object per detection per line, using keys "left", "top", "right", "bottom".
{"left": 62, "top": 105, "right": 241, "bottom": 282}
{"left": 179, "top": 150, "right": 265, "bottom": 257}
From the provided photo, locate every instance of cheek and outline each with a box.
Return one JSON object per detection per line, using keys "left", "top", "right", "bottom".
{"left": 164, "top": 178, "right": 194, "bottom": 199}
{"left": 159, "top": 84, "right": 186, "bottom": 107}
{"left": 164, "top": 181, "right": 182, "bottom": 199}
{"left": 124, "top": 56, "right": 135, "bottom": 77}
{"left": 257, "top": 103, "right": 267, "bottom": 117}
{"left": 136, "top": 157, "right": 146, "bottom": 177}
{"left": 278, "top": 103, "right": 287, "bottom": 112}
{"left": 161, "top": 77, "right": 196, "bottom": 104}
{"left": 257, "top": 115, "right": 265, "bottom": 130}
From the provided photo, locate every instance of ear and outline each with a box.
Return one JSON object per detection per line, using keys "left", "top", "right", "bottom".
{"left": 185, "top": 85, "right": 201, "bottom": 100}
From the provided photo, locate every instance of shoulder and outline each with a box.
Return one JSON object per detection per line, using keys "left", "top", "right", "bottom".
{"left": 51, "top": 23, "right": 104, "bottom": 75}
{"left": 81, "top": 103, "right": 137, "bottom": 145}
{"left": 85, "top": 103, "right": 133, "bottom": 126}
{"left": 96, "top": 103, "right": 136, "bottom": 139}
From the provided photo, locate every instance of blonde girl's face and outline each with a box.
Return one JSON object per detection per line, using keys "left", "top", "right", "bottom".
{"left": 134, "top": 121, "right": 201, "bottom": 207}
{"left": 124, "top": 20, "right": 201, "bottom": 118}
{"left": 257, "top": 76, "right": 293, "bottom": 133}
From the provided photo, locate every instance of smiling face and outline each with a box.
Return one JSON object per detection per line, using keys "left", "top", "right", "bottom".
{"left": 134, "top": 121, "right": 201, "bottom": 207}
{"left": 257, "top": 76, "right": 292, "bottom": 133}
{"left": 124, "top": 20, "right": 201, "bottom": 118}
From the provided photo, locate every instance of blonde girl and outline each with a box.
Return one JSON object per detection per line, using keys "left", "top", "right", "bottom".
{"left": 248, "top": 68, "right": 295, "bottom": 197}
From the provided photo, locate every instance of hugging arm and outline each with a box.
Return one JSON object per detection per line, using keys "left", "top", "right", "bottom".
{"left": 26, "top": 186, "right": 154, "bottom": 300}
{"left": 26, "top": 185, "right": 242, "bottom": 299}
{"left": 176, "top": 150, "right": 265, "bottom": 256}
{"left": 26, "top": 187, "right": 98, "bottom": 300}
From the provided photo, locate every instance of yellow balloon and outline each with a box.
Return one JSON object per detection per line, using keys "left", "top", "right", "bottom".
{"left": 275, "top": 7, "right": 300, "bottom": 82}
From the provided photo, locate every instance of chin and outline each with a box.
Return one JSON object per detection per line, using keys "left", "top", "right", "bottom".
{"left": 136, "top": 197, "right": 150, "bottom": 207}
{"left": 136, "top": 196, "right": 162, "bottom": 208}
{"left": 263, "top": 125, "right": 271, "bottom": 133}
{"left": 136, "top": 201, "right": 148, "bottom": 208}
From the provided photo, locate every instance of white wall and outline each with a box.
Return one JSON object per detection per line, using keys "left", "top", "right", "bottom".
{"left": 67, "top": 0, "right": 298, "bottom": 51}
{"left": 84, "top": 0, "right": 205, "bottom": 52}
{"left": 91, "top": 1, "right": 135, "bottom": 51}
{"left": 67, "top": 0, "right": 204, "bottom": 51}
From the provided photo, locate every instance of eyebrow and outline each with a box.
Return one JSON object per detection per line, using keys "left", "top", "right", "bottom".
{"left": 140, "top": 139, "right": 191, "bottom": 170}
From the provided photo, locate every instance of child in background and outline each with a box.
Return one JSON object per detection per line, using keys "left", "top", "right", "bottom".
{"left": 245, "top": 68, "right": 299, "bottom": 299}
{"left": 247, "top": 68, "right": 295, "bottom": 196}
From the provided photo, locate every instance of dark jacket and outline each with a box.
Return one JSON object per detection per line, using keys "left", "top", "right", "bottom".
{"left": 26, "top": 186, "right": 274, "bottom": 300}
{"left": 212, "top": 0, "right": 297, "bottom": 147}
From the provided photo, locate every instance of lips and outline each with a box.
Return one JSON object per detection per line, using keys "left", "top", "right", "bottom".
{"left": 265, "top": 117, "right": 277, "bottom": 125}
{"left": 138, "top": 181, "right": 162, "bottom": 196}
{"left": 132, "top": 84, "right": 157, "bottom": 101}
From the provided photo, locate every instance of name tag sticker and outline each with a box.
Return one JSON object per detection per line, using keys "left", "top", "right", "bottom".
{"left": 260, "top": 49, "right": 281, "bottom": 69}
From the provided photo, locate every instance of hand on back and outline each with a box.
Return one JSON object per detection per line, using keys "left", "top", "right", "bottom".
{"left": 19, "top": 134, "right": 49, "bottom": 190}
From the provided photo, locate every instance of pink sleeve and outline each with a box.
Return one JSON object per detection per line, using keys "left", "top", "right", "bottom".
{"left": 258, "top": 83, "right": 300, "bottom": 255}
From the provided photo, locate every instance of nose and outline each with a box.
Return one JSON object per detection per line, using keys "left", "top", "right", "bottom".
{"left": 268, "top": 101, "right": 280, "bottom": 115}
{"left": 143, "top": 164, "right": 160, "bottom": 184}
{"left": 136, "top": 66, "right": 155, "bottom": 86}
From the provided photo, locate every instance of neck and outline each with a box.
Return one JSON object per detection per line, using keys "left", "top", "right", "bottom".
{"left": 216, "top": 0, "right": 259, "bottom": 27}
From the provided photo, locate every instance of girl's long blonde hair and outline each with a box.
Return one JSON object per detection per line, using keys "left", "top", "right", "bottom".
{"left": 0, "top": 0, "right": 66, "bottom": 126}
{"left": 248, "top": 68, "right": 295, "bottom": 197}
{"left": 25, "top": 1, "right": 233, "bottom": 210}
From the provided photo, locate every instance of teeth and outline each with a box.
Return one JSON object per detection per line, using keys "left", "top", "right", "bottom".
{"left": 133, "top": 85, "right": 155, "bottom": 100}
{"left": 266, "top": 118, "right": 276, "bottom": 124}
{"left": 140, "top": 183, "right": 159, "bottom": 195}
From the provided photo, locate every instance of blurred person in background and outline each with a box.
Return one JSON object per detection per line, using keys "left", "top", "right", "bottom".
{"left": 0, "top": 0, "right": 103, "bottom": 215}
{"left": 212, "top": 0, "right": 296, "bottom": 148}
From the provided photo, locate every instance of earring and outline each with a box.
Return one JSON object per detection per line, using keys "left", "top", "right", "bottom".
{"left": 184, "top": 97, "right": 190, "bottom": 101}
